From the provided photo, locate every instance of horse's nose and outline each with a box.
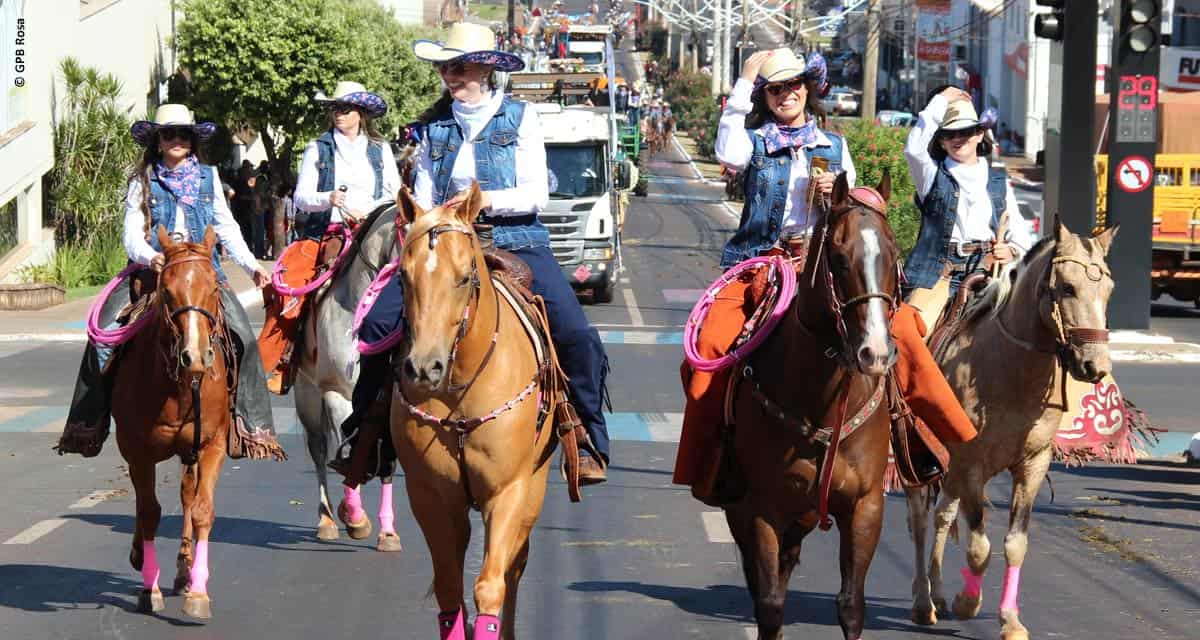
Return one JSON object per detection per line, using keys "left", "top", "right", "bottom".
{"left": 180, "top": 351, "right": 193, "bottom": 368}
{"left": 202, "top": 347, "right": 215, "bottom": 369}
{"left": 857, "top": 344, "right": 889, "bottom": 375}
{"left": 403, "top": 357, "right": 419, "bottom": 380}
{"left": 1081, "top": 359, "right": 1107, "bottom": 383}
{"left": 404, "top": 357, "right": 445, "bottom": 386}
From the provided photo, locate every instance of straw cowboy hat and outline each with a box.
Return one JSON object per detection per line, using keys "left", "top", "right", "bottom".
{"left": 939, "top": 99, "right": 982, "bottom": 132}
{"left": 413, "top": 22, "right": 525, "bottom": 72}
{"left": 313, "top": 80, "right": 388, "bottom": 119}
{"left": 130, "top": 104, "right": 217, "bottom": 146}
{"left": 756, "top": 48, "right": 830, "bottom": 95}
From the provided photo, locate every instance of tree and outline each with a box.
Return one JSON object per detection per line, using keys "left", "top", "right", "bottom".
{"left": 175, "top": 0, "right": 441, "bottom": 170}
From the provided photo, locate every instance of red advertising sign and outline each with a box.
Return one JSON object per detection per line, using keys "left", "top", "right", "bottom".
{"left": 917, "top": 0, "right": 951, "bottom": 63}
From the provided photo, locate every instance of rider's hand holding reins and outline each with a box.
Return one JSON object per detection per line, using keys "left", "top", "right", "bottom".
{"left": 813, "top": 171, "right": 836, "bottom": 195}
{"left": 329, "top": 188, "right": 347, "bottom": 210}
{"left": 252, "top": 268, "right": 271, "bottom": 289}
{"left": 150, "top": 253, "right": 165, "bottom": 272}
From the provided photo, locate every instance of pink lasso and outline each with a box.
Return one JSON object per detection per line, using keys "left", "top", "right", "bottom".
{"left": 87, "top": 264, "right": 156, "bottom": 346}
{"left": 353, "top": 258, "right": 405, "bottom": 355}
{"left": 683, "top": 255, "right": 796, "bottom": 372}
{"left": 270, "top": 224, "right": 353, "bottom": 297}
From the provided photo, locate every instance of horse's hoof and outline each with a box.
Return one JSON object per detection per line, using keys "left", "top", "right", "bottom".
{"left": 911, "top": 605, "right": 938, "bottom": 626}
{"left": 338, "top": 500, "right": 372, "bottom": 540}
{"left": 129, "top": 545, "right": 143, "bottom": 572}
{"left": 182, "top": 593, "right": 212, "bottom": 619}
{"left": 316, "top": 519, "right": 340, "bottom": 541}
{"left": 1000, "top": 610, "right": 1029, "bottom": 640}
{"left": 376, "top": 532, "right": 402, "bottom": 553}
{"left": 951, "top": 592, "right": 982, "bottom": 620}
{"left": 172, "top": 574, "right": 190, "bottom": 596}
{"left": 932, "top": 595, "right": 948, "bottom": 614}
{"left": 137, "top": 589, "right": 164, "bottom": 613}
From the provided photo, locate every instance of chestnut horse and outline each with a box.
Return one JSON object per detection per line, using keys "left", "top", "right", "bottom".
{"left": 112, "top": 226, "right": 236, "bottom": 619}
{"left": 724, "top": 173, "right": 900, "bottom": 640}
{"left": 391, "top": 182, "right": 559, "bottom": 640}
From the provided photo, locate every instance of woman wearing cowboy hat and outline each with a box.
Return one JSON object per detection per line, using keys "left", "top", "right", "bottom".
{"left": 673, "top": 50, "right": 979, "bottom": 504}
{"left": 902, "top": 86, "right": 1036, "bottom": 329}
{"left": 331, "top": 22, "right": 612, "bottom": 496}
{"left": 259, "top": 81, "right": 401, "bottom": 395}
{"left": 56, "top": 104, "right": 280, "bottom": 458}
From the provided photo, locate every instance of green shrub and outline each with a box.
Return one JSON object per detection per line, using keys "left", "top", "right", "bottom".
{"left": 838, "top": 119, "right": 919, "bottom": 255}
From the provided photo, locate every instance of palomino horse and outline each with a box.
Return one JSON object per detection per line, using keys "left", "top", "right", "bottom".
{"left": 113, "top": 226, "right": 237, "bottom": 619}
{"left": 391, "top": 182, "right": 559, "bottom": 640}
{"left": 724, "top": 173, "right": 900, "bottom": 640}
{"left": 904, "top": 222, "right": 1117, "bottom": 640}
{"left": 293, "top": 202, "right": 403, "bottom": 545}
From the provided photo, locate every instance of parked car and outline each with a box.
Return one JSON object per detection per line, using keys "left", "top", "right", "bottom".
{"left": 822, "top": 90, "right": 860, "bottom": 116}
{"left": 877, "top": 110, "right": 916, "bottom": 127}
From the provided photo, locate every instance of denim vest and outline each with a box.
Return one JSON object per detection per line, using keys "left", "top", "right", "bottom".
{"left": 302, "top": 130, "right": 385, "bottom": 239}
{"left": 720, "top": 130, "right": 844, "bottom": 268}
{"left": 426, "top": 97, "right": 550, "bottom": 250}
{"left": 146, "top": 164, "right": 226, "bottom": 282}
{"left": 902, "top": 160, "right": 1008, "bottom": 290}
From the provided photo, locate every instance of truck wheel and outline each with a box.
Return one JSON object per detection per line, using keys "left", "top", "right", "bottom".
{"left": 593, "top": 277, "right": 615, "bottom": 304}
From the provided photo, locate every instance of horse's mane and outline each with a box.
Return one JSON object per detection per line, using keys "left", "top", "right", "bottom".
{"left": 335, "top": 201, "right": 401, "bottom": 279}
{"left": 962, "top": 236, "right": 1057, "bottom": 326}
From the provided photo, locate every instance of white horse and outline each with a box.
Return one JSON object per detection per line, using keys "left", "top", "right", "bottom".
{"left": 294, "top": 203, "right": 404, "bottom": 549}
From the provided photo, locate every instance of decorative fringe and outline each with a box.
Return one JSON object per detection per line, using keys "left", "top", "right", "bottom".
{"left": 228, "top": 419, "right": 288, "bottom": 462}
{"left": 1052, "top": 398, "right": 1162, "bottom": 467}
{"left": 53, "top": 420, "right": 110, "bottom": 458}
{"left": 883, "top": 455, "right": 903, "bottom": 494}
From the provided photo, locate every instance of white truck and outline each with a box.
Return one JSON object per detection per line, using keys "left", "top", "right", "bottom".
{"left": 565, "top": 25, "right": 611, "bottom": 73}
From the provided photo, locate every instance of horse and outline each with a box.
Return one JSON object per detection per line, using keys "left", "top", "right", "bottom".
{"left": 722, "top": 173, "right": 901, "bottom": 640}
{"left": 112, "top": 226, "right": 238, "bottom": 620}
{"left": 904, "top": 222, "right": 1118, "bottom": 640}
{"left": 391, "top": 182, "right": 559, "bottom": 640}
{"left": 292, "top": 202, "right": 404, "bottom": 546}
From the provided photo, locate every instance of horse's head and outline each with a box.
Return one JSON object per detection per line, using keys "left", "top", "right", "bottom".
{"left": 156, "top": 225, "right": 221, "bottom": 379}
{"left": 395, "top": 182, "right": 485, "bottom": 392}
{"left": 820, "top": 171, "right": 901, "bottom": 376}
{"left": 1043, "top": 221, "right": 1118, "bottom": 383}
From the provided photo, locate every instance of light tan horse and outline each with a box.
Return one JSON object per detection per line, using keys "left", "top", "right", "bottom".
{"left": 391, "top": 182, "right": 559, "bottom": 640}
{"left": 904, "top": 222, "right": 1118, "bottom": 640}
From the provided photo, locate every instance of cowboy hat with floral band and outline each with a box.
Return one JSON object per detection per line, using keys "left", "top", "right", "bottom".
{"left": 313, "top": 80, "right": 388, "bottom": 119}
{"left": 754, "top": 48, "right": 830, "bottom": 97}
{"left": 412, "top": 22, "right": 525, "bottom": 72}
{"left": 130, "top": 104, "right": 217, "bottom": 147}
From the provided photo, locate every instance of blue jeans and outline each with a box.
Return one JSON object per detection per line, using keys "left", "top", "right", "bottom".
{"left": 352, "top": 245, "right": 611, "bottom": 461}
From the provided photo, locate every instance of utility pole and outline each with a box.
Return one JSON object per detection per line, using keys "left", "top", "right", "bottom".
{"left": 862, "top": 0, "right": 881, "bottom": 120}
{"left": 723, "top": 0, "right": 734, "bottom": 92}
{"left": 691, "top": 0, "right": 700, "bottom": 72}
{"left": 791, "top": 0, "right": 806, "bottom": 48}
{"left": 912, "top": 0, "right": 920, "bottom": 106}
{"left": 712, "top": 0, "right": 723, "bottom": 94}
{"left": 507, "top": 0, "right": 516, "bottom": 46}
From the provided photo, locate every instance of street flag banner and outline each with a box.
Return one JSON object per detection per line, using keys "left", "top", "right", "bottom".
{"left": 917, "top": 0, "right": 951, "bottom": 63}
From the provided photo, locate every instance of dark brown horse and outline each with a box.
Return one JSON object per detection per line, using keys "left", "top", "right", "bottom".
{"left": 724, "top": 173, "right": 900, "bottom": 640}
{"left": 113, "top": 226, "right": 236, "bottom": 619}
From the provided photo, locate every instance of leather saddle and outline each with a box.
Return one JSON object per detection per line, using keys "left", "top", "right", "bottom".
{"left": 886, "top": 373, "right": 950, "bottom": 488}
{"left": 927, "top": 272, "right": 991, "bottom": 361}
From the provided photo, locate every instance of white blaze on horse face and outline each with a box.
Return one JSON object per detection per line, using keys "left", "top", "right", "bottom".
{"left": 184, "top": 310, "right": 203, "bottom": 367}
{"left": 425, "top": 246, "right": 438, "bottom": 273}
{"left": 859, "top": 229, "right": 891, "bottom": 354}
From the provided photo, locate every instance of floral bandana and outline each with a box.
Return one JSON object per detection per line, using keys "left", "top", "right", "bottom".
{"left": 760, "top": 120, "right": 820, "bottom": 154}
{"left": 155, "top": 155, "right": 203, "bottom": 207}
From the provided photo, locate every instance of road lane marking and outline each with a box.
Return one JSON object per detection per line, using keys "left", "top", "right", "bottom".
{"left": 4, "top": 519, "right": 68, "bottom": 544}
{"left": 69, "top": 490, "right": 124, "bottom": 509}
{"left": 593, "top": 323, "right": 683, "bottom": 329}
{"left": 598, "top": 331, "right": 683, "bottom": 345}
{"left": 622, "top": 287, "right": 645, "bottom": 327}
{"left": 662, "top": 289, "right": 704, "bottom": 305}
{"left": 701, "top": 511, "right": 734, "bottom": 543}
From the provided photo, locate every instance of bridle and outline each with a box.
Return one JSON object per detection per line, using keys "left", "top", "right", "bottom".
{"left": 997, "top": 251, "right": 1112, "bottom": 360}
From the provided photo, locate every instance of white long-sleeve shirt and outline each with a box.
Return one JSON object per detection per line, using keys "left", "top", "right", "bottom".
{"left": 122, "top": 165, "right": 260, "bottom": 276}
{"left": 904, "top": 95, "right": 1035, "bottom": 253}
{"left": 412, "top": 91, "right": 549, "bottom": 215}
{"left": 294, "top": 130, "right": 402, "bottom": 219}
{"left": 715, "top": 78, "right": 857, "bottom": 235}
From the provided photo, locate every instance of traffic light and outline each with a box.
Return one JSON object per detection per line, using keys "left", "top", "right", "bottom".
{"left": 1119, "top": 0, "right": 1161, "bottom": 56}
{"left": 1034, "top": 0, "right": 1065, "bottom": 41}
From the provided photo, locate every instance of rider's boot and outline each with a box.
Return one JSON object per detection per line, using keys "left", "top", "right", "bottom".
{"left": 329, "top": 352, "right": 391, "bottom": 485}
{"left": 220, "top": 286, "right": 285, "bottom": 460}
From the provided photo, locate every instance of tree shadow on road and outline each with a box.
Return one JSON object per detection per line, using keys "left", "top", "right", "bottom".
{"left": 567, "top": 580, "right": 974, "bottom": 637}
{"left": 62, "top": 513, "right": 360, "bottom": 552}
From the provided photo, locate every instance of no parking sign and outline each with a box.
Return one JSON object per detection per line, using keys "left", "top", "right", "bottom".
{"left": 1115, "top": 156, "right": 1153, "bottom": 193}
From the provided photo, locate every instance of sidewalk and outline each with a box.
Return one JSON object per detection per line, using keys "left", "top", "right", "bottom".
{"left": 0, "top": 259, "right": 268, "bottom": 342}
{"left": 998, "top": 152, "right": 1044, "bottom": 189}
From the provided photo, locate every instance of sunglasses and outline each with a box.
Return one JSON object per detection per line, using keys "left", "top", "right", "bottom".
{"left": 943, "top": 126, "right": 984, "bottom": 140}
{"left": 437, "top": 61, "right": 467, "bottom": 76}
{"left": 764, "top": 78, "right": 807, "bottom": 97}
{"left": 158, "top": 127, "right": 194, "bottom": 142}
{"left": 328, "top": 103, "right": 359, "bottom": 116}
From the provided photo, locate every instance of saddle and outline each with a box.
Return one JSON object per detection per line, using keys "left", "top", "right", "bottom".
{"left": 885, "top": 373, "right": 950, "bottom": 488}
{"left": 926, "top": 272, "right": 991, "bottom": 361}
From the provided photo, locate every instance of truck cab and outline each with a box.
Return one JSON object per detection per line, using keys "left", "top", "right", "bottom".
{"left": 565, "top": 25, "right": 611, "bottom": 73}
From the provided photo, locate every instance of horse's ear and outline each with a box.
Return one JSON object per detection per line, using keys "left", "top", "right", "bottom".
{"left": 455, "top": 180, "right": 484, "bottom": 226}
{"left": 831, "top": 171, "right": 850, "bottom": 208}
{"left": 396, "top": 186, "right": 424, "bottom": 224}
{"left": 876, "top": 168, "right": 892, "bottom": 203}
{"left": 1093, "top": 223, "right": 1120, "bottom": 254}
{"left": 156, "top": 225, "right": 171, "bottom": 250}
{"left": 202, "top": 225, "right": 217, "bottom": 254}
{"left": 1053, "top": 215, "right": 1066, "bottom": 242}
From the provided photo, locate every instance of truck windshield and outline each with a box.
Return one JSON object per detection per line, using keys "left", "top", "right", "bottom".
{"left": 547, "top": 145, "right": 606, "bottom": 199}
{"left": 576, "top": 51, "right": 604, "bottom": 66}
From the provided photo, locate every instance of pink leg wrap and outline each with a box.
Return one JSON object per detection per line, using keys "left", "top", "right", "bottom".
{"left": 473, "top": 614, "right": 501, "bottom": 640}
{"left": 438, "top": 608, "right": 466, "bottom": 640}
{"left": 378, "top": 483, "right": 395, "bottom": 534}
{"left": 189, "top": 540, "right": 210, "bottom": 595}
{"left": 999, "top": 566, "right": 1021, "bottom": 612}
{"left": 960, "top": 566, "right": 983, "bottom": 599}
{"left": 141, "top": 541, "right": 160, "bottom": 591}
{"left": 343, "top": 485, "right": 366, "bottom": 523}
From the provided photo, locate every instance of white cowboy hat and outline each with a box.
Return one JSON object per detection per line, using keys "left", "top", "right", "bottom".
{"left": 758, "top": 48, "right": 809, "bottom": 84}
{"left": 313, "top": 80, "right": 388, "bottom": 119}
{"left": 130, "top": 104, "right": 217, "bottom": 147}
{"left": 413, "top": 22, "right": 525, "bottom": 72}
{"left": 939, "top": 99, "right": 981, "bottom": 131}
